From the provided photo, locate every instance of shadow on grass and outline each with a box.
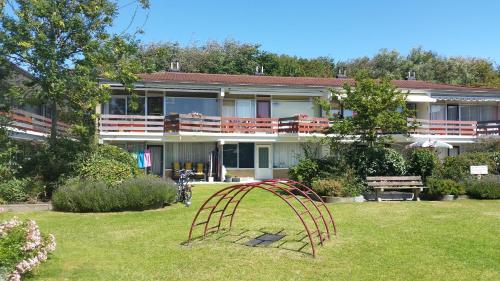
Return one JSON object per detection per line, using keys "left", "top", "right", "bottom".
{"left": 182, "top": 227, "right": 314, "bottom": 257}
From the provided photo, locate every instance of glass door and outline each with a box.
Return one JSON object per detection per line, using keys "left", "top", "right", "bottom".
{"left": 447, "top": 105, "right": 459, "bottom": 121}
{"left": 255, "top": 144, "right": 273, "bottom": 180}
{"left": 147, "top": 96, "right": 164, "bottom": 116}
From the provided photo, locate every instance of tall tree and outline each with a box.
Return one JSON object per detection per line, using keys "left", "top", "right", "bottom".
{"left": 322, "top": 73, "right": 414, "bottom": 147}
{"left": 0, "top": 0, "right": 149, "bottom": 143}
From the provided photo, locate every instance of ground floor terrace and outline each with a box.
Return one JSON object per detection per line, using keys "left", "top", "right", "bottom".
{"left": 105, "top": 139, "right": 481, "bottom": 181}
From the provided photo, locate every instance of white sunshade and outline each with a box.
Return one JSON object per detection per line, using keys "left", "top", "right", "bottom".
{"left": 406, "top": 95, "right": 437, "bottom": 103}
{"left": 406, "top": 140, "right": 453, "bottom": 149}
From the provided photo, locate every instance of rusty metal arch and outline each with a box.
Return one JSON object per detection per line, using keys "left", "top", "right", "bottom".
{"left": 187, "top": 179, "right": 336, "bottom": 257}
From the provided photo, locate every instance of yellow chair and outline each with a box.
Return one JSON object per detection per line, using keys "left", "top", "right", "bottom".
{"left": 194, "top": 163, "right": 206, "bottom": 180}
{"left": 184, "top": 161, "right": 193, "bottom": 171}
{"left": 172, "top": 161, "right": 181, "bottom": 180}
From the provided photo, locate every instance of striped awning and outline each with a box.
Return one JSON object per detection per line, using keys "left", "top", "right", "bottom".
{"left": 433, "top": 95, "right": 500, "bottom": 102}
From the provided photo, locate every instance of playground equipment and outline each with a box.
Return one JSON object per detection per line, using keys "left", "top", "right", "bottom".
{"left": 187, "top": 179, "right": 336, "bottom": 257}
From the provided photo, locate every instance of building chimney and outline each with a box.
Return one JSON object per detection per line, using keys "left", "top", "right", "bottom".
{"left": 255, "top": 65, "right": 264, "bottom": 76}
{"left": 336, "top": 69, "right": 347, "bottom": 78}
{"left": 406, "top": 70, "right": 416, "bottom": 80}
{"left": 169, "top": 60, "right": 180, "bottom": 72}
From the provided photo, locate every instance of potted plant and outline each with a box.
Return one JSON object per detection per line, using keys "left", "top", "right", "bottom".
{"left": 224, "top": 173, "right": 233, "bottom": 183}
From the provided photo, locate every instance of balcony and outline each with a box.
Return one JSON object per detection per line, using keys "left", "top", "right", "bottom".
{"left": 6, "top": 108, "right": 71, "bottom": 136}
{"left": 477, "top": 120, "right": 500, "bottom": 136}
{"left": 97, "top": 114, "right": 500, "bottom": 138}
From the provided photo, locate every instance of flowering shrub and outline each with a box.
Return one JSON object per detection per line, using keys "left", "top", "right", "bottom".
{"left": 0, "top": 218, "right": 56, "bottom": 281}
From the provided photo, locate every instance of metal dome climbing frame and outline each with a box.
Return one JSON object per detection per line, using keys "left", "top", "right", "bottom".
{"left": 187, "top": 179, "right": 336, "bottom": 257}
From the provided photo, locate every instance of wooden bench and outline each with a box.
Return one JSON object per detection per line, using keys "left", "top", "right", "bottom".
{"left": 366, "top": 176, "right": 427, "bottom": 202}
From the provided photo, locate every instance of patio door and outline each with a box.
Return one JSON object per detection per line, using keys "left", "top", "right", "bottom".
{"left": 256, "top": 100, "right": 271, "bottom": 118}
{"left": 147, "top": 145, "right": 163, "bottom": 176}
{"left": 255, "top": 144, "right": 273, "bottom": 180}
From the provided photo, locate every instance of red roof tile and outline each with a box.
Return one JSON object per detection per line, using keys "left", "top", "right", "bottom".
{"left": 138, "top": 72, "right": 500, "bottom": 92}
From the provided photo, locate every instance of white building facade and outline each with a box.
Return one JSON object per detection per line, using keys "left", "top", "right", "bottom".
{"left": 98, "top": 72, "right": 500, "bottom": 181}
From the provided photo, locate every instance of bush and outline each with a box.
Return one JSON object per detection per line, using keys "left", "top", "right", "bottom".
{"left": 406, "top": 149, "right": 439, "bottom": 182}
{"left": 289, "top": 158, "right": 320, "bottom": 186}
{"left": 425, "top": 177, "right": 465, "bottom": 198}
{"left": 76, "top": 144, "right": 140, "bottom": 186}
{"left": 52, "top": 175, "right": 176, "bottom": 212}
{"left": 0, "top": 218, "right": 56, "bottom": 280}
{"left": 0, "top": 178, "right": 43, "bottom": 203}
{"left": 311, "top": 171, "right": 366, "bottom": 197}
{"left": 345, "top": 145, "right": 407, "bottom": 178}
{"left": 311, "top": 179, "right": 343, "bottom": 197}
{"left": 439, "top": 152, "right": 499, "bottom": 181}
{"left": 464, "top": 175, "right": 500, "bottom": 199}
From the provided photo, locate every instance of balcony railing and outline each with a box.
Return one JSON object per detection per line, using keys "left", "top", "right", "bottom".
{"left": 6, "top": 109, "right": 70, "bottom": 136}
{"left": 98, "top": 114, "right": 500, "bottom": 138}
{"left": 477, "top": 120, "right": 500, "bottom": 136}
{"left": 409, "top": 118, "right": 477, "bottom": 136}
{"left": 278, "top": 115, "right": 330, "bottom": 134}
{"left": 99, "top": 114, "right": 164, "bottom": 133}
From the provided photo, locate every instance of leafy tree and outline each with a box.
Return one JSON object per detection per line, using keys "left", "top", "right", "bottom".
{"left": 323, "top": 74, "right": 413, "bottom": 146}
{"left": 0, "top": 0, "right": 150, "bottom": 144}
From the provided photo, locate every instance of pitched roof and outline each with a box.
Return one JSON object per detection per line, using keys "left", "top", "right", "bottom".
{"left": 138, "top": 72, "right": 500, "bottom": 93}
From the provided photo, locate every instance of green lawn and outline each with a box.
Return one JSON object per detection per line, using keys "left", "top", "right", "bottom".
{"left": 1, "top": 184, "right": 499, "bottom": 281}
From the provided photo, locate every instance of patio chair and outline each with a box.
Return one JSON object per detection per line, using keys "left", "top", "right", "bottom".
{"left": 184, "top": 161, "right": 193, "bottom": 171}
{"left": 172, "top": 161, "right": 181, "bottom": 180}
{"left": 194, "top": 163, "right": 206, "bottom": 180}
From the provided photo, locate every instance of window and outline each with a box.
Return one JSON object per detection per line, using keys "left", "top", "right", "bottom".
{"left": 223, "top": 144, "right": 238, "bottom": 168}
{"left": 236, "top": 100, "right": 255, "bottom": 118}
{"left": 238, "top": 143, "right": 254, "bottom": 168}
{"left": 147, "top": 96, "right": 164, "bottom": 115}
{"left": 165, "top": 97, "right": 219, "bottom": 116}
{"left": 258, "top": 147, "right": 270, "bottom": 168}
{"left": 127, "top": 96, "right": 145, "bottom": 115}
{"left": 272, "top": 100, "right": 317, "bottom": 118}
{"left": 430, "top": 104, "right": 446, "bottom": 120}
{"left": 222, "top": 143, "right": 255, "bottom": 168}
{"left": 109, "top": 97, "right": 126, "bottom": 115}
{"left": 448, "top": 146, "right": 460, "bottom": 157}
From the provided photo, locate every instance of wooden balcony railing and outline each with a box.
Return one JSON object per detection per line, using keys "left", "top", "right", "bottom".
{"left": 6, "top": 108, "right": 70, "bottom": 135}
{"left": 98, "top": 114, "right": 499, "bottom": 138}
{"left": 476, "top": 120, "right": 500, "bottom": 136}
{"left": 99, "top": 114, "right": 164, "bottom": 133}
{"left": 278, "top": 115, "right": 330, "bottom": 134}
{"left": 221, "top": 117, "right": 278, "bottom": 134}
{"left": 164, "top": 113, "right": 221, "bottom": 133}
{"left": 409, "top": 118, "right": 477, "bottom": 136}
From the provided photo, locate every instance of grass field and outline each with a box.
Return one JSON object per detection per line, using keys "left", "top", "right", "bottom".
{"left": 1, "top": 184, "right": 499, "bottom": 281}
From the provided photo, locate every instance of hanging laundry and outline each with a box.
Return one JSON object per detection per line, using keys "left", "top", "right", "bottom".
{"left": 137, "top": 150, "right": 145, "bottom": 169}
{"left": 144, "top": 148, "right": 152, "bottom": 168}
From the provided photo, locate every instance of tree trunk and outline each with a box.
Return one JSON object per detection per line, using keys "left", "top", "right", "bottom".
{"left": 50, "top": 101, "right": 58, "bottom": 143}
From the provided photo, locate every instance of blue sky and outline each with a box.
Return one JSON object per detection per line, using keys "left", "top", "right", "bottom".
{"left": 113, "top": 0, "right": 500, "bottom": 63}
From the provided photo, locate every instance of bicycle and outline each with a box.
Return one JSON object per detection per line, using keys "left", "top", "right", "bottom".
{"left": 177, "top": 169, "right": 194, "bottom": 207}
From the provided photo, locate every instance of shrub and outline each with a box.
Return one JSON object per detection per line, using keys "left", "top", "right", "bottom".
{"left": 464, "top": 175, "right": 500, "bottom": 199}
{"left": 439, "top": 152, "right": 499, "bottom": 181}
{"left": 0, "top": 178, "right": 43, "bottom": 203}
{"left": 406, "top": 149, "right": 439, "bottom": 182}
{"left": 345, "top": 145, "right": 407, "bottom": 178}
{"left": 76, "top": 144, "right": 140, "bottom": 186}
{"left": 425, "top": 177, "right": 465, "bottom": 198}
{"left": 311, "top": 179, "right": 343, "bottom": 197}
{"left": 340, "top": 169, "right": 367, "bottom": 197}
{"left": 289, "top": 158, "right": 320, "bottom": 186}
{"left": 0, "top": 218, "right": 56, "bottom": 280}
{"left": 52, "top": 175, "right": 176, "bottom": 212}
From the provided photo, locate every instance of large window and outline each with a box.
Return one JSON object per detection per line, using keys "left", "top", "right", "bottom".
{"left": 165, "top": 97, "right": 219, "bottom": 116}
{"left": 430, "top": 104, "right": 446, "bottom": 120}
{"left": 109, "top": 97, "right": 126, "bottom": 115}
{"left": 147, "top": 96, "right": 163, "bottom": 115}
{"left": 272, "top": 100, "right": 317, "bottom": 118}
{"left": 222, "top": 143, "right": 255, "bottom": 168}
{"left": 127, "top": 96, "right": 145, "bottom": 115}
